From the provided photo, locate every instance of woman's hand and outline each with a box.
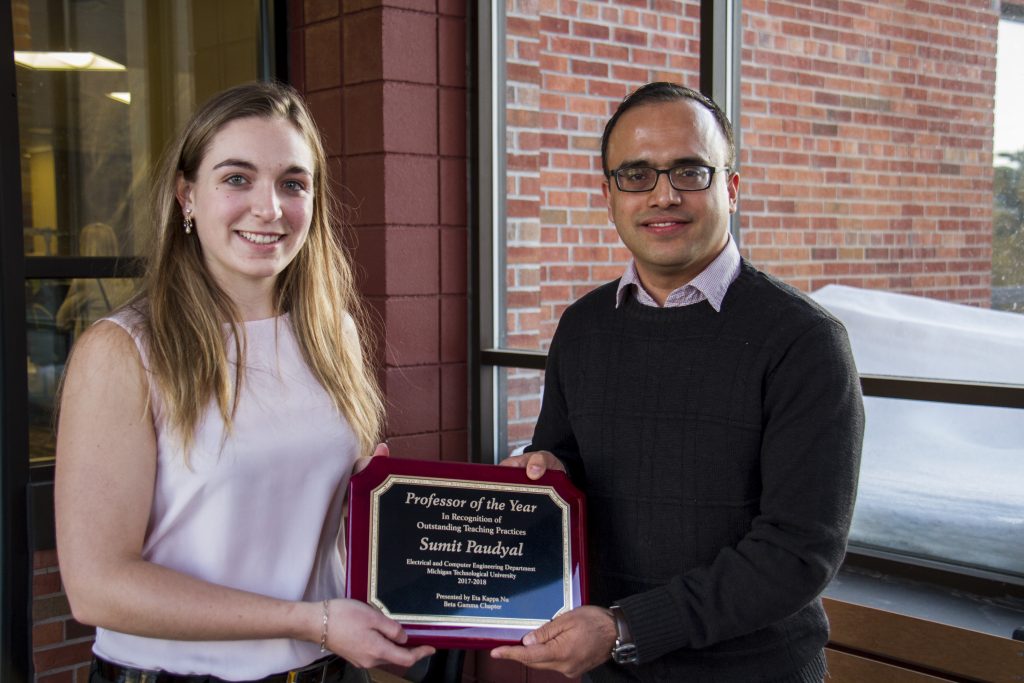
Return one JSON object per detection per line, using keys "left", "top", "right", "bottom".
{"left": 322, "top": 599, "right": 435, "bottom": 669}
{"left": 352, "top": 442, "right": 389, "bottom": 476}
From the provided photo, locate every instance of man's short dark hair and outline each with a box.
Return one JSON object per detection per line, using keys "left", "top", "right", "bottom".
{"left": 600, "top": 82, "right": 735, "bottom": 174}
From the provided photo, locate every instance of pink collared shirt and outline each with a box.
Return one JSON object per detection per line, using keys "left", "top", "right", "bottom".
{"left": 615, "top": 234, "right": 741, "bottom": 311}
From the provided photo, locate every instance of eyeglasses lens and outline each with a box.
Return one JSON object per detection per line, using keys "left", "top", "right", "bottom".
{"left": 616, "top": 166, "right": 711, "bottom": 192}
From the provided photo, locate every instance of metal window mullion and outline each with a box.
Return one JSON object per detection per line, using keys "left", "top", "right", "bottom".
{"left": 1, "top": 3, "right": 33, "bottom": 678}
{"left": 700, "top": 0, "right": 738, "bottom": 121}
{"left": 474, "top": 1, "right": 507, "bottom": 464}
{"left": 701, "top": 0, "right": 742, "bottom": 245}
{"left": 480, "top": 349, "right": 1024, "bottom": 409}
{"left": 23, "top": 256, "right": 144, "bottom": 279}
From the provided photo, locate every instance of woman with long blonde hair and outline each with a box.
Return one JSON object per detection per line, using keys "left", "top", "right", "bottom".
{"left": 55, "top": 81, "right": 433, "bottom": 682}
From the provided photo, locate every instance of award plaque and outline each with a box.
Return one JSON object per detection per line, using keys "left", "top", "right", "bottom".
{"left": 345, "top": 457, "right": 587, "bottom": 649}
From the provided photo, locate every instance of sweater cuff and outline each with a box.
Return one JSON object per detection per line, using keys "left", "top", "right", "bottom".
{"left": 616, "top": 586, "right": 690, "bottom": 664}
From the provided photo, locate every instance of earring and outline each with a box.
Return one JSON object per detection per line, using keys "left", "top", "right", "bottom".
{"left": 183, "top": 210, "right": 193, "bottom": 235}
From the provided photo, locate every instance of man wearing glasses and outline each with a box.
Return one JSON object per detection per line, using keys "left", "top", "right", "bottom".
{"left": 494, "top": 82, "right": 864, "bottom": 682}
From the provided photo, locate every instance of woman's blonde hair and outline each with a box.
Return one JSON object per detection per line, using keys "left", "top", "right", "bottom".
{"left": 141, "top": 81, "right": 383, "bottom": 458}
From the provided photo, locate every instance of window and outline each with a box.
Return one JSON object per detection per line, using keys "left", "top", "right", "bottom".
{"left": 738, "top": 0, "right": 1023, "bottom": 582}
{"left": 2, "top": 1, "right": 279, "bottom": 676}
{"left": 993, "top": 4, "right": 1024, "bottom": 311}
{"left": 477, "top": 0, "right": 707, "bottom": 456}
{"left": 11, "top": 0, "right": 270, "bottom": 465}
{"left": 478, "top": 0, "right": 1024, "bottom": 583}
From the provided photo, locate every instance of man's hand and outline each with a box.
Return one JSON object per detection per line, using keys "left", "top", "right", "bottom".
{"left": 489, "top": 606, "right": 617, "bottom": 678}
{"left": 499, "top": 450, "right": 565, "bottom": 480}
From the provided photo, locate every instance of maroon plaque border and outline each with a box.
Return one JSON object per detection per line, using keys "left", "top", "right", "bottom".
{"left": 345, "top": 457, "right": 587, "bottom": 649}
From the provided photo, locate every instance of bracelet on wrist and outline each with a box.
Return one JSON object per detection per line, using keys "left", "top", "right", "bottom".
{"left": 319, "top": 599, "right": 329, "bottom": 653}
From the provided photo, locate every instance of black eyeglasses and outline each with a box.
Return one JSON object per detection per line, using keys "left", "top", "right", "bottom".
{"left": 606, "top": 164, "right": 731, "bottom": 192}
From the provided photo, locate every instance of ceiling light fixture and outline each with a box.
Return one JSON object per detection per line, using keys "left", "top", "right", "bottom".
{"left": 14, "top": 51, "right": 126, "bottom": 71}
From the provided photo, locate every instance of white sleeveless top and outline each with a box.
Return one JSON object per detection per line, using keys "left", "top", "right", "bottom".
{"left": 93, "top": 308, "right": 357, "bottom": 679}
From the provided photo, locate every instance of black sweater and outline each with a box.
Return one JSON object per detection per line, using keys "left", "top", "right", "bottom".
{"left": 528, "top": 262, "right": 864, "bottom": 682}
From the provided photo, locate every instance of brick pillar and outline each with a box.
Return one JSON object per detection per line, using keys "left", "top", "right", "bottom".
{"left": 290, "top": 0, "right": 470, "bottom": 462}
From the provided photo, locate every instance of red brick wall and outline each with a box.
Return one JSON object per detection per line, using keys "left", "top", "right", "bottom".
{"left": 504, "top": 0, "right": 997, "bottom": 333}
{"left": 31, "top": 551, "right": 93, "bottom": 682}
{"left": 504, "top": 0, "right": 701, "bottom": 352}
{"left": 739, "top": 0, "right": 996, "bottom": 301}
{"left": 291, "top": 0, "right": 470, "bottom": 462}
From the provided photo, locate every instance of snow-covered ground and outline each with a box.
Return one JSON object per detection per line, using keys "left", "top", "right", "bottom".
{"left": 810, "top": 286, "right": 1024, "bottom": 578}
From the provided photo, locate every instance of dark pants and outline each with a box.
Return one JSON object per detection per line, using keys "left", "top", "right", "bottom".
{"left": 88, "top": 656, "right": 367, "bottom": 683}
{"left": 583, "top": 649, "right": 827, "bottom": 683}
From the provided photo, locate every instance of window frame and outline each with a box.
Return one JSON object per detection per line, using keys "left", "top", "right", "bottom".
{"left": 1, "top": 4, "right": 32, "bottom": 678}
{"left": 472, "top": 0, "right": 1024, "bottom": 593}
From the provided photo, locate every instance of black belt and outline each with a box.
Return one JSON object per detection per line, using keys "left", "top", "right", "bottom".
{"left": 93, "top": 654, "right": 347, "bottom": 683}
